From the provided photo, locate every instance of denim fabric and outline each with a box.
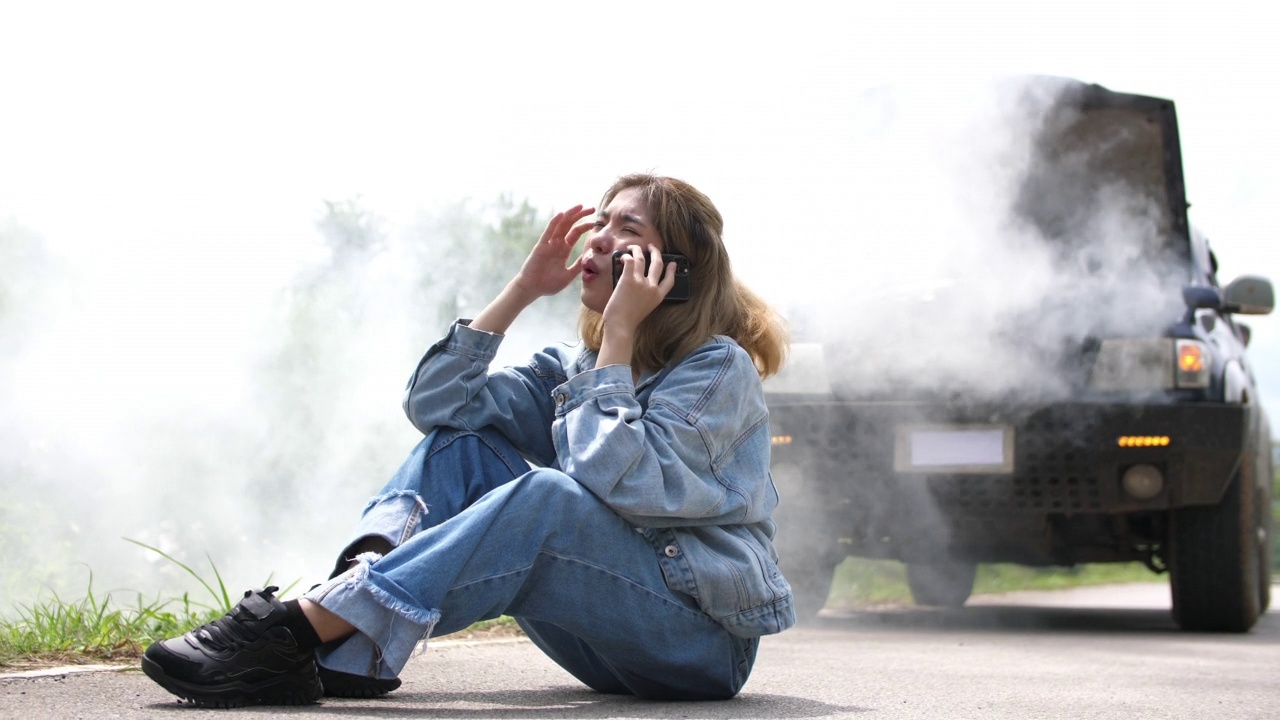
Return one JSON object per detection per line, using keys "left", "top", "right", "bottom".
{"left": 401, "top": 322, "right": 794, "bottom": 637}
{"left": 306, "top": 427, "right": 757, "bottom": 700}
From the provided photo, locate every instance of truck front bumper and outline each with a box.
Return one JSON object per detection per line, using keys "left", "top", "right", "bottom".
{"left": 767, "top": 400, "right": 1250, "bottom": 516}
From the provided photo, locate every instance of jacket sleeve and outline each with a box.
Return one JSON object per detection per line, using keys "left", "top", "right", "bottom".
{"left": 550, "top": 340, "right": 774, "bottom": 527}
{"left": 402, "top": 321, "right": 567, "bottom": 467}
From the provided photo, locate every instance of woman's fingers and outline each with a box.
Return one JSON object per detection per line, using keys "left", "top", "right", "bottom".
{"left": 645, "top": 245, "right": 664, "bottom": 284}
{"left": 514, "top": 205, "right": 594, "bottom": 298}
{"left": 603, "top": 246, "right": 671, "bottom": 332}
{"left": 614, "top": 245, "right": 671, "bottom": 300}
{"left": 552, "top": 206, "right": 593, "bottom": 245}
{"left": 566, "top": 219, "right": 595, "bottom": 246}
{"left": 538, "top": 205, "right": 592, "bottom": 247}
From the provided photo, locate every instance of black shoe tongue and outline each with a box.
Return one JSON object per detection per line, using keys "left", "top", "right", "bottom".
{"left": 239, "top": 591, "right": 277, "bottom": 620}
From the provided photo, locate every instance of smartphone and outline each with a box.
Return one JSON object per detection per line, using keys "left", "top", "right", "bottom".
{"left": 611, "top": 250, "right": 692, "bottom": 303}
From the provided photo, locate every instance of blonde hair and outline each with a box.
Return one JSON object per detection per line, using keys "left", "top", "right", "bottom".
{"left": 578, "top": 173, "right": 788, "bottom": 378}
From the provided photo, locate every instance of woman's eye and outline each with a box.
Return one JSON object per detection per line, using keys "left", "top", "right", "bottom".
{"left": 591, "top": 220, "right": 605, "bottom": 229}
{"left": 622, "top": 227, "right": 637, "bottom": 235}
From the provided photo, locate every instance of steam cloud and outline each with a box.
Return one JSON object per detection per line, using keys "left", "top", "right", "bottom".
{"left": 756, "top": 77, "right": 1204, "bottom": 590}
{"left": 0, "top": 199, "right": 573, "bottom": 610}
{"left": 772, "top": 77, "right": 1186, "bottom": 402}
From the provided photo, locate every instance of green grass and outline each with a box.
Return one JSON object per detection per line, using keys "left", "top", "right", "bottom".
{"left": 0, "top": 539, "right": 522, "bottom": 669}
{"left": 0, "top": 539, "right": 297, "bottom": 669}
{"left": 828, "top": 559, "right": 1163, "bottom": 608}
{"left": 0, "top": 578, "right": 222, "bottom": 667}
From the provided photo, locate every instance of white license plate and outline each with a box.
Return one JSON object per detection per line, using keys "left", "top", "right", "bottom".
{"left": 893, "top": 425, "right": 1014, "bottom": 474}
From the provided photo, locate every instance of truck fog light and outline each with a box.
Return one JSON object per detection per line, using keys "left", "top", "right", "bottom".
{"left": 1121, "top": 464, "right": 1164, "bottom": 500}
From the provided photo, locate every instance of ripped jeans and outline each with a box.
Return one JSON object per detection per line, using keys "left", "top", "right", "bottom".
{"left": 302, "top": 427, "right": 757, "bottom": 700}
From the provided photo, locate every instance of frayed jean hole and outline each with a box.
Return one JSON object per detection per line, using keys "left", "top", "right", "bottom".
{"left": 363, "top": 490, "right": 429, "bottom": 514}
{"left": 343, "top": 559, "right": 374, "bottom": 588}
{"left": 354, "top": 550, "right": 384, "bottom": 565}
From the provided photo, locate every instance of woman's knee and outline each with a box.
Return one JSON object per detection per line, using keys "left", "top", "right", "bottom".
{"left": 509, "top": 469, "right": 598, "bottom": 509}
{"left": 425, "top": 426, "right": 529, "bottom": 481}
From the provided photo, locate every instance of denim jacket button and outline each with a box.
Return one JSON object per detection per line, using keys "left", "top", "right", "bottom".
{"left": 664, "top": 544, "right": 680, "bottom": 557}
{"left": 555, "top": 393, "right": 566, "bottom": 407}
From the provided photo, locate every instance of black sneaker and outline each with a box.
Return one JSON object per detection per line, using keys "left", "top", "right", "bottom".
{"left": 141, "top": 586, "right": 323, "bottom": 708}
{"left": 318, "top": 665, "right": 402, "bottom": 698}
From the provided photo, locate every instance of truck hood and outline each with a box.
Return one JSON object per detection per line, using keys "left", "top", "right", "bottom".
{"left": 1014, "top": 78, "right": 1191, "bottom": 266}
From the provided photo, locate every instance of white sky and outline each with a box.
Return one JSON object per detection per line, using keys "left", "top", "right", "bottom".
{"left": 2, "top": 0, "right": 1278, "bottom": 413}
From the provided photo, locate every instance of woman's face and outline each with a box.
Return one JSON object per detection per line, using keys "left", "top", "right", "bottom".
{"left": 579, "top": 187, "right": 665, "bottom": 313}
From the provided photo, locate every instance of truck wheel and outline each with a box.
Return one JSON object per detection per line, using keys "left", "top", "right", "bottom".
{"left": 1255, "top": 463, "right": 1273, "bottom": 614}
{"left": 1169, "top": 465, "right": 1263, "bottom": 632}
{"left": 906, "top": 561, "right": 977, "bottom": 608}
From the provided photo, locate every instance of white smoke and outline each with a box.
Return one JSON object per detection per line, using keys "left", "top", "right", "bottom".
{"left": 772, "top": 77, "right": 1185, "bottom": 402}
{"left": 0, "top": 197, "right": 569, "bottom": 611}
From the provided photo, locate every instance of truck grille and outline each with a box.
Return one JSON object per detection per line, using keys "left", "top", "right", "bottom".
{"left": 930, "top": 417, "right": 1103, "bottom": 513}
{"left": 938, "top": 473, "right": 1102, "bottom": 513}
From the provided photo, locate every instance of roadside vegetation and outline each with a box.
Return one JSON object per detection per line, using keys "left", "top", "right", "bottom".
{"left": 827, "top": 559, "right": 1161, "bottom": 608}
{"left": 0, "top": 584, "right": 520, "bottom": 670}
{"left": 0, "top": 540, "right": 518, "bottom": 669}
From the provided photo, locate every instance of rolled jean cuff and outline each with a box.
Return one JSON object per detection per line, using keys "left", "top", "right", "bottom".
{"left": 305, "top": 560, "right": 441, "bottom": 678}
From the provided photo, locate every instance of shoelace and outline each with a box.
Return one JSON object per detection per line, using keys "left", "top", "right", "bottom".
{"left": 192, "top": 586, "right": 280, "bottom": 651}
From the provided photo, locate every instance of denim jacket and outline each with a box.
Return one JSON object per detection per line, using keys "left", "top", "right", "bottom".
{"left": 402, "top": 321, "right": 795, "bottom": 638}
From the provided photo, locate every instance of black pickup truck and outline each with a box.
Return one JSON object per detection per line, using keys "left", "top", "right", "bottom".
{"left": 764, "top": 78, "right": 1275, "bottom": 632}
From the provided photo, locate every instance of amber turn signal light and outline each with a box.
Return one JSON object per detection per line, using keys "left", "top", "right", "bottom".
{"left": 1177, "top": 343, "right": 1204, "bottom": 373}
{"left": 1117, "top": 435, "right": 1171, "bottom": 448}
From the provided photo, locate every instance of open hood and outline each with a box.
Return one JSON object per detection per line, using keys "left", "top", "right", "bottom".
{"left": 1015, "top": 78, "right": 1191, "bottom": 266}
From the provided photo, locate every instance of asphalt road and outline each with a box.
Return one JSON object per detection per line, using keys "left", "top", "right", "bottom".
{"left": 3, "top": 583, "right": 1277, "bottom": 719}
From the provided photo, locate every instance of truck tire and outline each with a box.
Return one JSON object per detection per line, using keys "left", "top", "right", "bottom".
{"left": 1255, "top": 457, "right": 1273, "bottom": 614}
{"left": 1168, "top": 464, "right": 1263, "bottom": 632}
{"left": 906, "top": 560, "right": 977, "bottom": 608}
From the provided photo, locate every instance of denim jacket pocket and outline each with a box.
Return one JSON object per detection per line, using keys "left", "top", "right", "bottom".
{"left": 657, "top": 525, "right": 795, "bottom": 638}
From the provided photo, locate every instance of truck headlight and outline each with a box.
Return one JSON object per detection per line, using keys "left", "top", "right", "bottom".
{"left": 1088, "top": 338, "right": 1210, "bottom": 391}
{"left": 1089, "top": 339, "right": 1172, "bottom": 392}
{"left": 1174, "top": 339, "right": 1209, "bottom": 389}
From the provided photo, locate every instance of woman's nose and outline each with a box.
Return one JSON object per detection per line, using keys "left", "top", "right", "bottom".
{"left": 588, "top": 233, "right": 618, "bottom": 255}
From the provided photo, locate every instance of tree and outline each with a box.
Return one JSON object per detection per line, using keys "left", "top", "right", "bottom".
{"left": 411, "top": 193, "right": 579, "bottom": 340}
{"left": 238, "top": 194, "right": 579, "bottom": 570}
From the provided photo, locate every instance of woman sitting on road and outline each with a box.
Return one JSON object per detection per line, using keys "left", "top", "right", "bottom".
{"left": 141, "top": 173, "right": 794, "bottom": 707}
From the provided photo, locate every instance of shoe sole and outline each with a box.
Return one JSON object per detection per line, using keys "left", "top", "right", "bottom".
{"left": 141, "top": 655, "right": 323, "bottom": 708}
{"left": 318, "top": 666, "right": 402, "bottom": 698}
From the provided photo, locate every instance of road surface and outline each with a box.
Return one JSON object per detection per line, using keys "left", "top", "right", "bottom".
{"left": 3, "top": 583, "right": 1277, "bottom": 719}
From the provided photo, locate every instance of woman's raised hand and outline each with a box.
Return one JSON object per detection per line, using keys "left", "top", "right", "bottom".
{"left": 512, "top": 205, "right": 595, "bottom": 299}
{"left": 469, "top": 205, "right": 593, "bottom": 336}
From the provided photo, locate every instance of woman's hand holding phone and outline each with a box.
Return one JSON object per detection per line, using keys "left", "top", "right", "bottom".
{"left": 603, "top": 245, "right": 675, "bottom": 333}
